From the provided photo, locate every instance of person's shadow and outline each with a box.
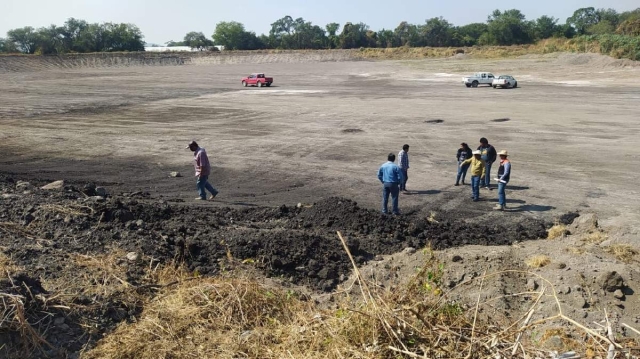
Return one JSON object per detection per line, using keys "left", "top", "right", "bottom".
{"left": 508, "top": 200, "right": 555, "bottom": 212}
{"left": 405, "top": 190, "right": 441, "bottom": 195}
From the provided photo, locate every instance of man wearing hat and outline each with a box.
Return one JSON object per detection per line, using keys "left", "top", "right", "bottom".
{"left": 494, "top": 150, "right": 511, "bottom": 211}
{"left": 186, "top": 141, "right": 218, "bottom": 201}
{"left": 459, "top": 150, "right": 486, "bottom": 202}
{"left": 377, "top": 153, "right": 404, "bottom": 215}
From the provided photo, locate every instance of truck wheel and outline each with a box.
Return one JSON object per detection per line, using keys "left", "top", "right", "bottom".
{"left": 266, "top": 83, "right": 271, "bottom": 87}
{"left": 472, "top": 81, "right": 478, "bottom": 88}
{"left": 465, "top": 84, "right": 471, "bottom": 88}
{"left": 514, "top": 82, "right": 518, "bottom": 88}
{"left": 242, "top": 81, "right": 247, "bottom": 87}
{"left": 493, "top": 85, "right": 497, "bottom": 89}
{"left": 258, "top": 81, "right": 263, "bottom": 88}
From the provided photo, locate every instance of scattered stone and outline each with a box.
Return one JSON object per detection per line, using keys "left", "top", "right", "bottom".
{"left": 1, "top": 194, "right": 19, "bottom": 199}
{"left": 597, "top": 271, "right": 624, "bottom": 292}
{"left": 95, "top": 187, "right": 108, "bottom": 197}
{"left": 87, "top": 196, "right": 105, "bottom": 203}
{"left": 557, "top": 263, "right": 567, "bottom": 269}
{"left": 296, "top": 202, "right": 302, "bottom": 208}
{"left": 526, "top": 278, "right": 538, "bottom": 291}
{"left": 82, "top": 183, "right": 97, "bottom": 196}
{"left": 170, "top": 171, "right": 182, "bottom": 178}
{"left": 41, "top": 180, "right": 65, "bottom": 190}
{"left": 451, "top": 254, "right": 463, "bottom": 262}
{"left": 613, "top": 289, "right": 625, "bottom": 300}
{"left": 126, "top": 252, "right": 139, "bottom": 262}
{"left": 403, "top": 247, "right": 416, "bottom": 254}
{"left": 54, "top": 317, "right": 65, "bottom": 326}
{"left": 135, "top": 219, "right": 144, "bottom": 227}
{"left": 543, "top": 335, "right": 564, "bottom": 350}
{"left": 16, "top": 181, "right": 33, "bottom": 190}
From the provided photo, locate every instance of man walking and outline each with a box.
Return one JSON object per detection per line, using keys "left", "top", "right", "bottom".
{"left": 186, "top": 141, "right": 218, "bottom": 201}
{"left": 494, "top": 150, "right": 511, "bottom": 211}
{"left": 398, "top": 144, "right": 410, "bottom": 192}
{"left": 377, "top": 153, "right": 404, "bottom": 215}
{"left": 477, "top": 138, "right": 497, "bottom": 190}
{"left": 459, "top": 150, "right": 486, "bottom": 202}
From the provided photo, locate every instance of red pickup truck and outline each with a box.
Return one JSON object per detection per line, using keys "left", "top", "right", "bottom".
{"left": 241, "top": 73, "right": 273, "bottom": 87}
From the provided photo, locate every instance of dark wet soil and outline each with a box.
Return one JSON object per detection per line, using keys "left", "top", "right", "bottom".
{"left": 0, "top": 173, "right": 565, "bottom": 358}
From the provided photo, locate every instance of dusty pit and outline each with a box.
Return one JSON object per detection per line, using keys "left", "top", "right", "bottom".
{"left": 1, "top": 51, "right": 640, "bottom": 357}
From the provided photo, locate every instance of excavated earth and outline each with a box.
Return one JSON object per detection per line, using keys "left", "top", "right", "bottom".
{"left": 0, "top": 174, "right": 569, "bottom": 358}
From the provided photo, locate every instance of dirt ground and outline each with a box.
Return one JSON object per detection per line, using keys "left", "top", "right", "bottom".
{"left": 1, "top": 51, "right": 640, "bottom": 357}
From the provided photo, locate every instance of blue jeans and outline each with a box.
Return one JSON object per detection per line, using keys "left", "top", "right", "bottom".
{"left": 400, "top": 169, "right": 408, "bottom": 191}
{"left": 196, "top": 176, "right": 218, "bottom": 199}
{"left": 456, "top": 163, "right": 469, "bottom": 184}
{"left": 498, "top": 182, "right": 507, "bottom": 206}
{"left": 484, "top": 162, "right": 492, "bottom": 187}
{"left": 382, "top": 182, "right": 400, "bottom": 214}
{"left": 471, "top": 176, "right": 481, "bottom": 200}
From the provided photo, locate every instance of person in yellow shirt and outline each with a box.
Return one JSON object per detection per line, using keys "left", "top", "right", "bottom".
{"left": 459, "top": 150, "right": 486, "bottom": 202}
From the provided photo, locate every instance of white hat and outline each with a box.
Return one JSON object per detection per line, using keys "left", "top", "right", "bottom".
{"left": 472, "top": 150, "right": 481, "bottom": 155}
{"left": 498, "top": 150, "right": 509, "bottom": 156}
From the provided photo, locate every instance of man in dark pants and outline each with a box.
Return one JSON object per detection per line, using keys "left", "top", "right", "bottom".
{"left": 477, "top": 137, "right": 497, "bottom": 189}
{"left": 398, "top": 144, "right": 410, "bottom": 192}
{"left": 494, "top": 150, "right": 511, "bottom": 211}
{"left": 186, "top": 141, "right": 219, "bottom": 201}
{"left": 377, "top": 153, "right": 404, "bottom": 215}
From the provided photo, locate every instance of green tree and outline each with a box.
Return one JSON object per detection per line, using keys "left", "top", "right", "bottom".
{"left": 567, "top": 7, "right": 598, "bottom": 35}
{"left": 35, "top": 24, "right": 66, "bottom": 54}
{"left": 394, "top": 21, "right": 421, "bottom": 46}
{"left": 212, "top": 21, "right": 263, "bottom": 50}
{"left": 376, "top": 29, "right": 399, "bottom": 48}
{"left": 339, "top": 22, "right": 371, "bottom": 48}
{"left": 61, "top": 18, "right": 89, "bottom": 52}
{"left": 7, "top": 26, "right": 39, "bottom": 54}
{"left": 326, "top": 22, "right": 340, "bottom": 48}
{"left": 533, "top": 15, "right": 559, "bottom": 40}
{"left": 596, "top": 8, "right": 620, "bottom": 28}
{"left": 420, "top": 17, "right": 454, "bottom": 47}
{"left": 587, "top": 21, "right": 616, "bottom": 35}
{"left": 485, "top": 9, "right": 534, "bottom": 45}
{"left": 183, "top": 31, "right": 214, "bottom": 50}
{"left": 455, "top": 23, "right": 488, "bottom": 46}
{"left": 0, "top": 38, "right": 18, "bottom": 53}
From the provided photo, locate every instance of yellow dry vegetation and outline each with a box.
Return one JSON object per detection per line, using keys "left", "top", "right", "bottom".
{"left": 525, "top": 255, "right": 552, "bottom": 268}
{"left": 547, "top": 225, "right": 568, "bottom": 240}
{"left": 603, "top": 244, "right": 638, "bottom": 263}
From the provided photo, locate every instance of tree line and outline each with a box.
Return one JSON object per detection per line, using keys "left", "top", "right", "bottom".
{"left": 1, "top": 7, "right": 639, "bottom": 54}
{"left": 0, "top": 18, "right": 144, "bottom": 54}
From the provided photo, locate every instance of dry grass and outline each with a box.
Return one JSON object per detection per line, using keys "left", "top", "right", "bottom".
{"left": 582, "top": 230, "right": 608, "bottom": 245}
{"left": 603, "top": 244, "right": 638, "bottom": 263}
{"left": 547, "top": 224, "right": 569, "bottom": 240}
{"left": 525, "top": 255, "right": 551, "bottom": 268}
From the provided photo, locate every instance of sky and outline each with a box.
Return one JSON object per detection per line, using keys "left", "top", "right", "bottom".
{"left": 1, "top": 0, "right": 638, "bottom": 45}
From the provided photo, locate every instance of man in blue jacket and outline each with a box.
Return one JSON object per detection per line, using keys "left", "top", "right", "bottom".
{"left": 478, "top": 137, "right": 497, "bottom": 189}
{"left": 377, "top": 153, "right": 405, "bottom": 215}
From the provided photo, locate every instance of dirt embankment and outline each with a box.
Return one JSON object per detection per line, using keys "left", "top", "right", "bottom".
{"left": 0, "top": 50, "right": 360, "bottom": 73}
{"left": 0, "top": 174, "right": 566, "bottom": 358}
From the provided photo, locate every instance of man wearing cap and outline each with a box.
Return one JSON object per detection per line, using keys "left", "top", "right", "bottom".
{"left": 377, "top": 153, "right": 404, "bottom": 215}
{"left": 187, "top": 141, "right": 218, "bottom": 201}
{"left": 494, "top": 150, "right": 511, "bottom": 211}
{"left": 398, "top": 144, "right": 410, "bottom": 192}
{"left": 477, "top": 137, "right": 497, "bottom": 190}
{"left": 459, "top": 150, "right": 486, "bottom": 202}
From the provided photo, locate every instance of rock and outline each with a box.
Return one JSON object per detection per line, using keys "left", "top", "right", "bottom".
{"left": 403, "top": 247, "right": 416, "bottom": 254}
{"left": 543, "top": 335, "right": 564, "bottom": 351}
{"left": 296, "top": 202, "right": 302, "bottom": 208}
{"left": 95, "top": 187, "right": 108, "bottom": 197}
{"left": 613, "top": 289, "right": 625, "bottom": 300}
{"left": 41, "top": 180, "right": 65, "bottom": 190}
{"left": 135, "top": 219, "right": 144, "bottom": 227}
{"left": 569, "top": 213, "right": 598, "bottom": 234}
{"left": 1, "top": 194, "right": 19, "bottom": 199}
{"left": 82, "top": 183, "right": 97, "bottom": 196}
{"left": 16, "top": 181, "right": 33, "bottom": 190}
{"left": 451, "top": 255, "right": 463, "bottom": 262}
{"left": 87, "top": 196, "right": 105, "bottom": 203}
{"left": 526, "top": 278, "right": 538, "bottom": 291}
{"left": 597, "top": 271, "right": 624, "bottom": 292}
{"left": 54, "top": 317, "right": 65, "bottom": 326}
{"left": 170, "top": 171, "right": 182, "bottom": 178}
{"left": 557, "top": 263, "right": 567, "bottom": 269}
{"left": 126, "top": 252, "right": 139, "bottom": 262}
{"left": 317, "top": 268, "right": 337, "bottom": 279}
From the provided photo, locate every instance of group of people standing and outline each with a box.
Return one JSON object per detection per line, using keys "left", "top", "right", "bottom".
{"left": 377, "top": 137, "right": 512, "bottom": 214}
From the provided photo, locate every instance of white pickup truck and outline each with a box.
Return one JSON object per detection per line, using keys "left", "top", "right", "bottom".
{"left": 462, "top": 72, "right": 495, "bottom": 88}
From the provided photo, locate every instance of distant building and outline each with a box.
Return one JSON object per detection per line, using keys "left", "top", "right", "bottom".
{"left": 144, "top": 46, "right": 224, "bottom": 52}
